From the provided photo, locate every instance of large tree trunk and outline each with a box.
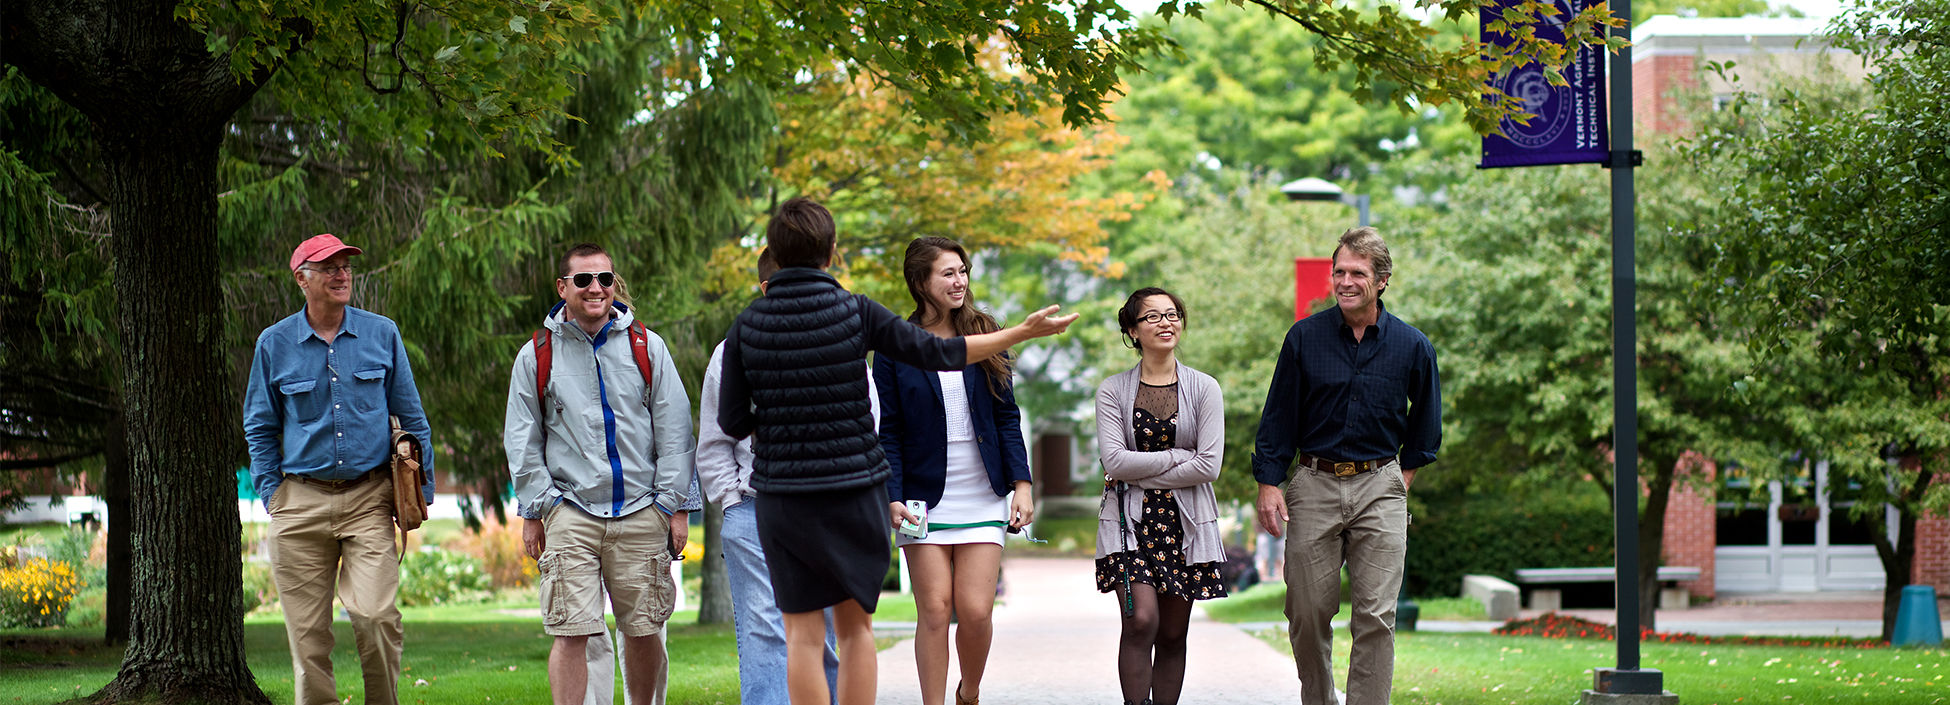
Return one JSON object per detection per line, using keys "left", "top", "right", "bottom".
{"left": 3, "top": 1, "right": 276, "bottom": 701}
{"left": 698, "top": 501, "right": 733, "bottom": 623}
{"left": 103, "top": 409, "right": 132, "bottom": 644}
{"left": 91, "top": 111, "right": 267, "bottom": 705}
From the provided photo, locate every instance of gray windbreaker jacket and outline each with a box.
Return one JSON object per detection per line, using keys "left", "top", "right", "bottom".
{"left": 505, "top": 302, "right": 696, "bottom": 520}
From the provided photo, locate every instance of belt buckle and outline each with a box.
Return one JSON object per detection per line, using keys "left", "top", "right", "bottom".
{"left": 1334, "top": 462, "right": 1359, "bottom": 477}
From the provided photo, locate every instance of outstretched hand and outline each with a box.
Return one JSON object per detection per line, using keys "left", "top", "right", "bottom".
{"left": 1017, "top": 305, "right": 1080, "bottom": 339}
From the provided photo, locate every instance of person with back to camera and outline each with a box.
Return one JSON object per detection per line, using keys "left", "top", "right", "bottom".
{"left": 715, "top": 197, "right": 1078, "bottom": 705}
{"left": 876, "top": 236, "right": 1035, "bottom": 705}
{"left": 1094, "top": 287, "right": 1227, "bottom": 705}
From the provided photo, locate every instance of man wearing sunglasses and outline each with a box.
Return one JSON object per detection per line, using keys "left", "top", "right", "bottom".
{"left": 243, "top": 233, "right": 435, "bottom": 705}
{"left": 504, "top": 243, "right": 699, "bottom": 705}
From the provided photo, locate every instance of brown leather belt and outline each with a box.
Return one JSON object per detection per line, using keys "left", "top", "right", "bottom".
{"left": 285, "top": 466, "right": 387, "bottom": 490}
{"left": 1298, "top": 453, "right": 1396, "bottom": 478}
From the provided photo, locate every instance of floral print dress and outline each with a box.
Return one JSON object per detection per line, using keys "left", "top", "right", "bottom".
{"left": 1095, "top": 381, "right": 1229, "bottom": 600}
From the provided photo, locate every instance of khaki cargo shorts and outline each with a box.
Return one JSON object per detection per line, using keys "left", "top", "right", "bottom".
{"left": 537, "top": 501, "right": 676, "bottom": 638}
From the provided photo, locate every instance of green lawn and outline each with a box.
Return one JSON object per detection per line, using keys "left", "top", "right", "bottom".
{"left": 1203, "top": 582, "right": 1490, "bottom": 625}
{"left": 1250, "top": 628, "right": 1949, "bottom": 705}
{"left": 2, "top": 601, "right": 741, "bottom": 705}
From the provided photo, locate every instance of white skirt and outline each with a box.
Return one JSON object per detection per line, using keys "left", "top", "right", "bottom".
{"left": 897, "top": 439, "right": 1008, "bottom": 547}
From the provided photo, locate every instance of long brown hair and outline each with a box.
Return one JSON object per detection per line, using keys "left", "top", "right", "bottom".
{"left": 902, "top": 236, "right": 1013, "bottom": 398}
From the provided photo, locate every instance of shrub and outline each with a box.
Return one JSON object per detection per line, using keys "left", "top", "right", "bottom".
{"left": 1405, "top": 491, "right": 1615, "bottom": 598}
{"left": 444, "top": 515, "right": 536, "bottom": 589}
{"left": 0, "top": 558, "right": 82, "bottom": 628}
{"left": 399, "top": 548, "right": 494, "bottom": 606}
{"left": 241, "top": 559, "right": 279, "bottom": 614}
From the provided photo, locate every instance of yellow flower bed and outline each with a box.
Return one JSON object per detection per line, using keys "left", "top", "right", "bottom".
{"left": 0, "top": 558, "right": 81, "bottom": 628}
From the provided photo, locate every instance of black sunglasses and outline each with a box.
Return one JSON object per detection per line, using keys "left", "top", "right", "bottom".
{"left": 560, "top": 271, "right": 615, "bottom": 288}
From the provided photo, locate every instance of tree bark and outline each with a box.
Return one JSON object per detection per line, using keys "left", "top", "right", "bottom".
{"left": 103, "top": 409, "right": 132, "bottom": 644}
{"left": 698, "top": 500, "right": 733, "bottom": 624}
{"left": 3, "top": 1, "right": 275, "bottom": 701}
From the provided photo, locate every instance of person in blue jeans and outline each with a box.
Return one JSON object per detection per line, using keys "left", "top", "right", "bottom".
{"left": 696, "top": 248, "right": 857, "bottom": 704}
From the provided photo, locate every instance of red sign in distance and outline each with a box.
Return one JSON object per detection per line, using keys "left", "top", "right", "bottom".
{"left": 1294, "top": 257, "right": 1332, "bottom": 321}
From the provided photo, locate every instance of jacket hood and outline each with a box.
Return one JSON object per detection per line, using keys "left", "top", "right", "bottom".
{"left": 544, "top": 300, "right": 637, "bottom": 336}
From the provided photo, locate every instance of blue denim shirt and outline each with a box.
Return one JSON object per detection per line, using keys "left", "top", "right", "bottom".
{"left": 243, "top": 306, "right": 434, "bottom": 509}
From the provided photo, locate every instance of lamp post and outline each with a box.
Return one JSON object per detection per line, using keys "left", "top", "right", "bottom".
{"left": 1279, "top": 175, "right": 1416, "bottom": 631}
{"left": 1280, "top": 176, "right": 1370, "bottom": 228}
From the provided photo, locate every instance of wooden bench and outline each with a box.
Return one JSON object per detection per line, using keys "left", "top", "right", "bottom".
{"left": 1514, "top": 567, "right": 1702, "bottom": 612}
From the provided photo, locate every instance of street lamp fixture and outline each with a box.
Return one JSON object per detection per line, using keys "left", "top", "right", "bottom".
{"left": 1280, "top": 177, "right": 1370, "bottom": 228}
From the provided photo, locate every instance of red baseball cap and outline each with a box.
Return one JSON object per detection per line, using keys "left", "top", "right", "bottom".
{"left": 289, "top": 234, "right": 363, "bottom": 272}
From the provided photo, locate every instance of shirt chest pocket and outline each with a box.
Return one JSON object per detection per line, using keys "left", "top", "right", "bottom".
{"left": 351, "top": 368, "right": 388, "bottom": 413}
{"left": 278, "top": 379, "right": 323, "bottom": 421}
{"left": 1359, "top": 369, "right": 1406, "bottom": 416}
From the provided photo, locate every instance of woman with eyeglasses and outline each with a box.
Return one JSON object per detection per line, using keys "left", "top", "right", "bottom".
{"left": 1094, "top": 287, "right": 1226, "bottom": 705}
{"left": 874, "top": 236, "right": 1034, "bottom": 705}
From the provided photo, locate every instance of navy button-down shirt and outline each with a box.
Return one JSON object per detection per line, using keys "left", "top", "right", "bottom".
{"left": 1252, "top": 301, "right": 1441, "bottom": 485}
{"left": 243, "top": 306, "right": 434, "bottom": 508}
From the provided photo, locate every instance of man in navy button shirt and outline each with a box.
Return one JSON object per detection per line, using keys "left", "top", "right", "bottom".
{"left": 1252, "top": 227, "right": 1440, "bottom": 705}
{"left": 243, "top": 233, "right": 433, "bottom": 705}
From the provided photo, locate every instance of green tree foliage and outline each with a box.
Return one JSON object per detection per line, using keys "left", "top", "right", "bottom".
{"left": 1693, "top": 0, "right": 1950, "bottom": 353}
{"left": 1397, "top": 150, "right": 1761, "bottom": 631}
{"left": 1109, "top": 4, "right": 1476, "bottom": 185}
{"left": 1686, "top": 0, "right": 1950, "bottom": 640}
{"left": 1148, "top": 0, "right": 1628, "bottom": 135}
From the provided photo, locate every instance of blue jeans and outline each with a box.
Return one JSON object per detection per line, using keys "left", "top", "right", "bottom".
{"left": 724, "top": 500, "right": 839, "bottom": 705}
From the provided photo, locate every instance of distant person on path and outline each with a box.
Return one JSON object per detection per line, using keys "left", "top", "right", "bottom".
{"left": 244, "top": 234, "right": 434, "bottom": 705}
{"left": 1252, "top": 227, "right": 1441, "bottom": 705}
{"left": 1094, "top": 287, "right": 1227, "bottom": 705}
{"left": 698, "top": 247, "right": 846, "bottom": 705}
{"left": 716, "top": 197, "right": 1076, "bottom": 705}
{"left": 503, "top": 243, "right": 700, "bottom": 705}
{"left": 877, "top": 236, "right": 1037, "bottom": 705}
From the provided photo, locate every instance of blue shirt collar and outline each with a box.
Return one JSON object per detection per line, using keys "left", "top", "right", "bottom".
{"left": 291, "top": 306, "right": 362, "bottom": 343}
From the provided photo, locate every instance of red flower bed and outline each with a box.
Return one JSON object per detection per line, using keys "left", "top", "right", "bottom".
{"left": 1491, "top": 612, "right": 1885, "bottom": 649}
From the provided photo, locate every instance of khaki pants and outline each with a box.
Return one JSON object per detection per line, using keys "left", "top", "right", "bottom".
{"left": 1282, "top": 460, "right": 1408, "bottom": 705}
{"left": 269, "top": 473, "right": 402, "bottom": 705}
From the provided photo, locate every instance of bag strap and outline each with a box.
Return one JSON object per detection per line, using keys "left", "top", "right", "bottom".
{"left": 532, "top": 329, "right": 553, "bottom": 420}
{"left": 628, "top": 321, "right": 654, "bottom": 394}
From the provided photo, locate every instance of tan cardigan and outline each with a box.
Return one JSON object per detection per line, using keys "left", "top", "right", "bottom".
{"left": 1093, "top": 361, "right": 1225, "bottom": 565}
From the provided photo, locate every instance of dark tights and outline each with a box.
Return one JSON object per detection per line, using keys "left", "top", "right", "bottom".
{"left": 1114, "top": 581, "right": 1193, "bottom": 705}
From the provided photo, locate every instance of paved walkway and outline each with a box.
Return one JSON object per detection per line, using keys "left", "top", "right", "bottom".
{"left": 876, "top": 557, "right": 1303, "bottom": 705}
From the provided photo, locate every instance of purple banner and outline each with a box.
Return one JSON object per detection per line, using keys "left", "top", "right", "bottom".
{"left": 1480, "top": 0, "right": 1608, "bottom": 168}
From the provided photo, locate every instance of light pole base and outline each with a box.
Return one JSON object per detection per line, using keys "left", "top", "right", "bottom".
{"left": 1579, "top": 690, "right": 1678, "bottom": 705}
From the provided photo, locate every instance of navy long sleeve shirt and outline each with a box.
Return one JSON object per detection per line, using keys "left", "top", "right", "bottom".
{"left": 1252, "top": 301, "right": 1442, "bottom": 486}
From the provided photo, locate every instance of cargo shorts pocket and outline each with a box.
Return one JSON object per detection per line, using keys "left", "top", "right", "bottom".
{"left": 640, "top": 552, "right": 675, "bottom": 625}
{"left": 537, "top": 553, "right": 592, "bottom": 630}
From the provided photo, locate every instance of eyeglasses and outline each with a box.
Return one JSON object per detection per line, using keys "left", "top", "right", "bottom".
{"left": 1138, "top": 310, "right": 1183, "bottom": 325}
{"left": 302, "top": 264, "right": 354, "bottom": 277}
{"left": 560, "top": 271, "right": 615, "bottom": 288}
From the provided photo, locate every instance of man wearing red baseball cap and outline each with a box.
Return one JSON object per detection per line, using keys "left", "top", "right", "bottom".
{"left": 243, "top": 233, "right": 433, "bottom": 705}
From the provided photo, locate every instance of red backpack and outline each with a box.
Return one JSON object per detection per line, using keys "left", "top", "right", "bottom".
{"left": 532, "top": 322, "right": 656, "bottom": 418}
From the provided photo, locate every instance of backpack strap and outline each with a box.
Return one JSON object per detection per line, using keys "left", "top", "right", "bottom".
{"left": 532, "top": 329, "right": 553, "bottom": 420}
{"left": 628, "top": 321, "right": 654, "bottom": 397}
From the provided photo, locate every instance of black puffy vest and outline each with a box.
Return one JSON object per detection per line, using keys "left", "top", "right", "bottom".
{"left": 732, "top": 268, "right": 886, "bottom": 493}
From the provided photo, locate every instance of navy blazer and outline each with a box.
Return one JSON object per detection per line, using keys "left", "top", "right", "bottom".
{"left": 873, "top": 354, "right": 1032, "bottom": 508}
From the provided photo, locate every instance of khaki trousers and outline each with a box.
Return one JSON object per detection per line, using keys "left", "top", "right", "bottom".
{"left": 269, "top": 473, "right": 402, "bottom": 705}
{"left": 1282, "top": 460, "right": 1408, "bottom": 705}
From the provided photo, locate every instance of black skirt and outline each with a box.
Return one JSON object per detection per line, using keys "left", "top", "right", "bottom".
{"left": 755, "top": 482, "right": 892, "bottom": 614}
